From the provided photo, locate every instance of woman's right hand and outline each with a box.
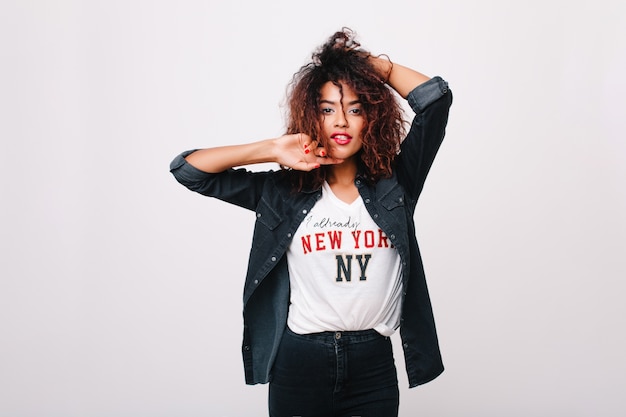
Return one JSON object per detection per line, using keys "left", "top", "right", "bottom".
{"left": 272, "top": 133, "right": 343, "bottom": 171}
{"left": 183, "top": 133, "right": 343, "bottom": 174}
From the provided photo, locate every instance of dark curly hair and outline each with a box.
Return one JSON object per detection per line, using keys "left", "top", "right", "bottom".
{"left": 284, "top": 28, "right": 406, "bottom": 191}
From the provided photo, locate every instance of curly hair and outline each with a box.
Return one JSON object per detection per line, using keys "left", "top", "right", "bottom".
{"left": 284, "top": 28, "right": 406, "bottom": 191}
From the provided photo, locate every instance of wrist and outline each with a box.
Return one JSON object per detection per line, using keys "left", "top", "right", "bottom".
{"left": 369, "top": 55, "right": 393, "bottom": 82}
{"left": 268, "top": 137, "right": 281, "bottom": 164}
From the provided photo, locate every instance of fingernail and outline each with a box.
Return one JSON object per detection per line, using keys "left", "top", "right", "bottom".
{"left": 304, "top": 149, "right": 310, "bottom": 154}
{"left": 320, "top": 151, "right": 326, "bottom": 156}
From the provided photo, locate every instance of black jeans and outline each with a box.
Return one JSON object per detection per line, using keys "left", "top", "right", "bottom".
{"left": 269, "top": 327, "right": 399, "bottom": 417}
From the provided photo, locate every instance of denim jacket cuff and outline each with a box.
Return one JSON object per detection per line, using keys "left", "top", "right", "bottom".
{"left": 406, "top": 76, "right": 449, "bottom": 114}
{"left": 169, "top": 149, "right": 214, "bottom": 182}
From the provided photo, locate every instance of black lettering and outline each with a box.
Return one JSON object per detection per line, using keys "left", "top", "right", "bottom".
{"left": 336, "top": 254, "right": 352, "bottom": 282}
{"left": 356, "top": 254, "right": 371, "bottom": 281}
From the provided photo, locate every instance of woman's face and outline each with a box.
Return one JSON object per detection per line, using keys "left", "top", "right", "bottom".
{"left": 318, "top": 81, "right": 365, "bottom": 161}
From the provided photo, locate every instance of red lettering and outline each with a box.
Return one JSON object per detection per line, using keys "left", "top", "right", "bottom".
{"left": 315, "top": 233, "right": 326, "bottom": 251}
{"left": 301, "top": 235, "right": 311, "bottom": 254}
{"left": 327, "top": 231, "right": 342, "bottom": 249}
{"left": 351, "top": 230, "right": 361, "bottom": 249}
{"left": 378, "top": 229, "right": 389, "bottom": 248}
{"left": 364, "top": 230, "right": 375, "bottom": 248}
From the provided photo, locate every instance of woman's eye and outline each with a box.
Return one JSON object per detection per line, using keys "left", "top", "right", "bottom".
{"left": 348, "top": 108, "right": 361, "bottom": 115}
{"left": 320, "top": 108, "right": 333, "bottom": 114}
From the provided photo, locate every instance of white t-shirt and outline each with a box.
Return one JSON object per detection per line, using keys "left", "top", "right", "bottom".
{"left": 286, "top": 181, "right": 403, "bottom": 336}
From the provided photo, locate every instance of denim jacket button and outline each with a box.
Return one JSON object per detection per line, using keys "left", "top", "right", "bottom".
{"left": 390, "top": 234, "right": 396, "bottom": 240}
{"left": 254, "top": 280, "right": 259, "bottom": 284}
{"left": 271, "top": 256, "right": 277, "bottom": 262}
{"left": 302, "top": 209, "right": 307, "bottom": 214}
{"left": 364, "top": 198, "right": 370, "bottom": 204}
{"left": 373, "top": 213, "right": 379, "bottom": 218}
{"left": 256, "top": 213, "right": 261, "bottom": 218}
{"left": 287, "top": 233, "right": 292, "bottom": 238}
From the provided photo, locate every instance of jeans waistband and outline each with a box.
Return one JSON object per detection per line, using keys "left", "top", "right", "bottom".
{"left": 285, "top": 326, "right": 384, "bottom": 345}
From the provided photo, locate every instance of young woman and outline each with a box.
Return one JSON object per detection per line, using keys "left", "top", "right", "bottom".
{"left": 170, "top": 28, "right": 452, "bottom": 417}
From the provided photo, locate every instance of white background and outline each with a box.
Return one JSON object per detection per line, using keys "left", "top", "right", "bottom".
{"left": 1, "top": 0, "right": 625, "bottom": 416}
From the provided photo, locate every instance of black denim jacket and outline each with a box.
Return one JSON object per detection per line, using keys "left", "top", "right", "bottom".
{"left": 170, "top": 76, "right": 452, "bottom": 388}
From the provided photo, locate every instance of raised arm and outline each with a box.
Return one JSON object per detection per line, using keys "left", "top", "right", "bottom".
{"left": 372, "top": 56, "right": 452, "bottom": 204}
{"left": 184, "top": 133, "right": 343, "bottom": 173}
{"left": 369, "top": 56, "right": 430, "bottom": 99}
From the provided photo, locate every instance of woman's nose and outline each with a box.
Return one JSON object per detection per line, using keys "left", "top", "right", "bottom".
{"left": 334, "top": 111, "right": 348, "bottom": 127}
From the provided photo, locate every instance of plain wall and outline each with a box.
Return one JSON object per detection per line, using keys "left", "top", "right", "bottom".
{"left": 1, "top": 0, "right": 625, "bottom": 416}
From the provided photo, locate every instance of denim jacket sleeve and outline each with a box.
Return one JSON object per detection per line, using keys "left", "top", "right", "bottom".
{"left": 169, "top": 150, "right": 271, "bottom": 211}
{"left": 396, "top": 76, "right": 452, "bottom": 208}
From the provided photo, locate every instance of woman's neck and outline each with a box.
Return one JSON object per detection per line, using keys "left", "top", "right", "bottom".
{"left": 326, "top": 159, "right": 360, "bottom": 203}
{"left": 326, "top": 158, "right": 358, "bottom": 186}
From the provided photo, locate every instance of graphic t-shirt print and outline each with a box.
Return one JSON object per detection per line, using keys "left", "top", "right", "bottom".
{"left": 286, "top": 182, "right": 403, "bottom": 335}
{"left": 299, "top": 213, "right": 393, "bottom": 282}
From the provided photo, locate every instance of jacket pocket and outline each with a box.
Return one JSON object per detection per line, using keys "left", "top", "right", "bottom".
{"left": 379, "top": 185, "right": 406, "bottom": 211}
{"left": 255, "top": 197, "right": 283, "bottom": 230}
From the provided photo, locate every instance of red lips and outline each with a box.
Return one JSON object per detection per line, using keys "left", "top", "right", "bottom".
{"left": 331, "top": 132, "right": 352, "bottom": 145}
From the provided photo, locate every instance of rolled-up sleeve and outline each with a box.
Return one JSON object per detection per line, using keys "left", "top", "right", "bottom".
{"left": 169, "top": 150, "right": 210, "bottom": 187}
{"left": 397, "top": 76, "right": 453, "bottom": 205}
{"left": 170, "top": 150, "right": 269, "bottom": 211}
{"left": 406, "top": 76, "right": 449, "bottom": 114}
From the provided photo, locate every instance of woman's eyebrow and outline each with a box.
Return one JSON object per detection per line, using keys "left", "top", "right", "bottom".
{"left": 319, "top": 99, "right": 361, "bottom": 105}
